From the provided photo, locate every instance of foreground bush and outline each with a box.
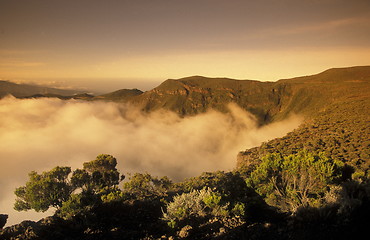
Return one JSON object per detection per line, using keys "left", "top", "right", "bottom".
{"left": 14, "top": 154, "right": 124, "bottom": 219}
{"left": 163, "top": 187, "right": 239, "bottom": 228}
{"left": 247, "top": 151, "right": 344, "bottom": 212}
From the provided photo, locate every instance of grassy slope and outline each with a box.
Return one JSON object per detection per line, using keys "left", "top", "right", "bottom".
{"left": 237, "top": 66, "right": 370, "bottom": 175}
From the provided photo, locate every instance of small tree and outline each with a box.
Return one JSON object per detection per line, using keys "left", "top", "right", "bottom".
{"left": 14, "top": 166, "right": 72, "bottom": 212}
{"left": 247, "top": 151, "right": 343, "bottom": 212}
{"left": 14, "top": 154, "right": 124, "bottom": 217}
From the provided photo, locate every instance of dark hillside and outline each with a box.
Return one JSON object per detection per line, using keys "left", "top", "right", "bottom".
{"left": 129, "top": 76, "right": 279, "bottom": 123}
{"left": 94, "top": 88, "right": 143, "bottom": 101}
{"left": 0, "top": 80, "right": 81, "bottom": 98}
{"left": 115, "top": 66, "right": 370, "bottom": 125}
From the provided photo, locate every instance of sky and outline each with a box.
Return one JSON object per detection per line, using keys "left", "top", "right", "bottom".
{"left": 1, "top": 0, "right": 370, "bottom": 92}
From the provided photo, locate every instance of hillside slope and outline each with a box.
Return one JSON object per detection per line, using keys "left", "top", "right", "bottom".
{"left": 109, "top": 66, "right": 370, "bottom": 174}
{"left": 116, "top": 66, "right": 370, "bottom": 125}
{"left": 94, "top": 88, "right": 143, "bottom": 101}
{"left": 237, "top": 66, "right": 370, "bottom": 177}
{"left": 0, "top": 81, "right": 82, "bottom": 98}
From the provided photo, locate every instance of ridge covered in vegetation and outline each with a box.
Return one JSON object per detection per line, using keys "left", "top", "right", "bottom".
{"left": 123, "top": 66, "right": 370, "bottom": 124}
{"left": 238, "top": 79, "right": 370, "bottom": 179}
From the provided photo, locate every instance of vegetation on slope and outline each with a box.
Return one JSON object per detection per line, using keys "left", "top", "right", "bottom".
{"left": 237, "top": 98, "right": 370, "bottom": 180}
{"left": 2, "top": 150, "right": 370, "bottom": 240}
{"left": 118, "top": 66, "right": 370, "bottom": 125}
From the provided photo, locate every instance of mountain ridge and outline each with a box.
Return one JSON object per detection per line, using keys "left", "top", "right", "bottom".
{"left": 2, "top": 66, "right": 369, "bottom": 126}
{"left": 0, "top": 80, "right": 84, "bottom": 98}
{"left": 117, "top": 66, "right": 370, "bottom": 124}
{"left": 278, "top": 65, "right": 370, "bottom": 83}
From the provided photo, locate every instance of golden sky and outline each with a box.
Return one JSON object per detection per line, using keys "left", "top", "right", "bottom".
{"left": 1, "top": 0, "right": 370, "bottom": 91}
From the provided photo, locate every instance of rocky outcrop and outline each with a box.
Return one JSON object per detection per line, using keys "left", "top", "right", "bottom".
{"left": 0, "top": 220, "right": 38, "bottom": 239}
{"left": 0, "top": 214, "right": 8, "bottom": 229}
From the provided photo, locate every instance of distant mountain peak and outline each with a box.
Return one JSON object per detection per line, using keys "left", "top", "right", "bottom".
{"left": 0, "top": 80, "right": 83, "bottom": 98}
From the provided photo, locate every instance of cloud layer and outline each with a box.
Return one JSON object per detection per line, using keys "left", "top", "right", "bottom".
{"left": 0, "top": 96, "right": 302, "bottom": 225}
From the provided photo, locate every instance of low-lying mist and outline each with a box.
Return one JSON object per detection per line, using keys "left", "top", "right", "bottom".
{"left": 0, "top": 96, "right": 302, "bottom": 226}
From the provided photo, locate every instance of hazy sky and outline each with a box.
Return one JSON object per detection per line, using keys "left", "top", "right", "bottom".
{"left": 1, "top": 0, "right": 370, "bottom": 90}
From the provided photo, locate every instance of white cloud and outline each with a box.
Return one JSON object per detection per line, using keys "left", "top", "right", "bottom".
{"left": 0, "top": 96, "right": 302, "bottom": 226}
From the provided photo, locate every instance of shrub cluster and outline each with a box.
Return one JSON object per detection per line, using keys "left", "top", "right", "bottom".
{"left": 5, "top": 149, "right": 370, "bottom": 239}
{"left": 163, "top": 187, "right": 229, "bottom": 228}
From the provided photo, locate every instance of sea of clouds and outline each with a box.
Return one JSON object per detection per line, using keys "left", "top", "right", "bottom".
{"left": 0, "top": 96, "right": 302, "bottom": 225}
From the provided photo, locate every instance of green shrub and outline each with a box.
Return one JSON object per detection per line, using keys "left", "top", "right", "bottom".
{"left": 231, "top": 202, "right": 246, "bottom": 217}
{"left": 57, "top": 193, "right": 99, "bottom": 219}
{"left": 203, "top": 192, "right": 221, "bottom": 208}
{"left": 163, "top": 188, "right": 228, "bottom": 227}
{"left": 101, "top": 187, "right": 125, "bottom": 202}
{"left": 247, "top": 151, "right": 344, "bottom": 212}
{"left": 178, "top": 171, "right": 252, "bottom": 205}
{"left": 122, "top": 173, "right": 173, "bottom": 201}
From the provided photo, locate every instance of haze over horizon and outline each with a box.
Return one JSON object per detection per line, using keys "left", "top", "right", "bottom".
{"left": 1, "top": 0, "right": 370, "bottom": 92}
